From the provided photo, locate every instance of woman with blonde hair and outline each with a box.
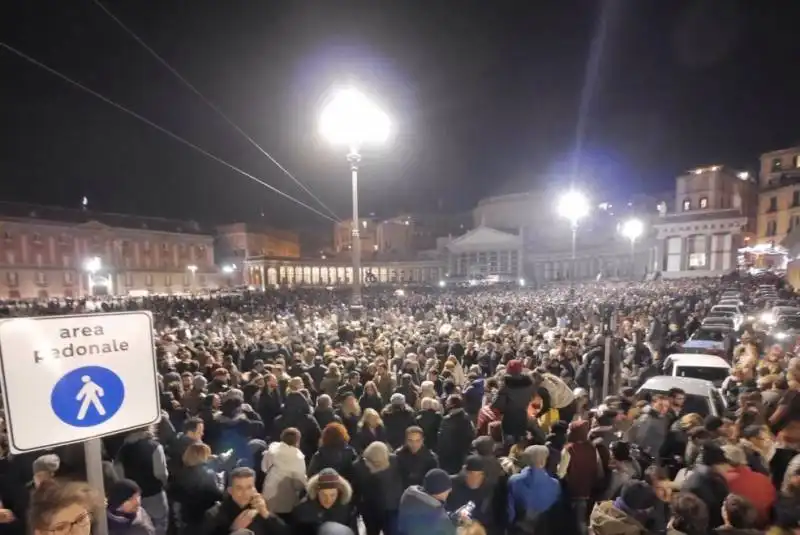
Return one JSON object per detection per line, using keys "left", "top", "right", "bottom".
{"left": 320, "top": 363, "right": 342, "bottom": 398}
{"left": 418, "top": 381, "right": 438, "bottom": 409}
{"left": 174, "top": 442, "right": 223, "bottom": 529}
{"left": 354, "top": 408, "right": 388, "bottom": 453}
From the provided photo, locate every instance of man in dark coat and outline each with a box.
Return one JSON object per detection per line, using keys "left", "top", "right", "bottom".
{"left": 396, "top": 426, "right": 440, "bottom": 489}
{"left": 437, "top": 396, "right": 476, "bottom": 474}
{"left": 203, "top": 467, "right": 286, "bottom": 535}
{"left": 681, "top": 444, "right": 731, "bottom": 530}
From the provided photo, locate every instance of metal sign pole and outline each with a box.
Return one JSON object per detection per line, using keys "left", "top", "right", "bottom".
{"left": 84, "top": 438, "right": 108, "bottom": 535}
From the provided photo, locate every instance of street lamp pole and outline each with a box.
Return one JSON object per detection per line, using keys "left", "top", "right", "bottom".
{"left": 348, "top": 149, "right": 362, "bottom": 309}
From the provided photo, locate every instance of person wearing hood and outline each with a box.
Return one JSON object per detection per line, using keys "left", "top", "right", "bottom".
{"left": 560, "top": 420, "right": 599, "bottom": 535}
{"left": 589, "top": 480, "right": 656, "bottom": 535}
{"left": 314, "top": 395, "right": 342, "bottom": 431}
{"left": 260, "top": 428, "right": 307, "bottom": 519}
{"left": 203, "top": 467, "right": 287, "bottom": 535}
{"left": 491, "top": 360, "right": 534, "bottom": 442}
{"left": 114, "top": 427, "right": 169, "bottom": 535}
{"left": 383, "top": 393, "right": 418, "bottom": 450}
{"left": 292, "top": 468, "right": 356, "bottom": 535}
{"left": 437, "top": 395, "right": 477, "bottom": 475}
{"left": 681, "top": 444, "right": 731, "bottom": 530}
{"left": 352, "top": 442, "right": 404, "bottom": 535}
{"left": 462, "top": 374, "right": 485, "bottom": 420}
{"left": 397, "top": 468, "right": 458, "bottom": 535}
{"left": 506, "top": 445, "right": 561, "bottom": 535}
{"left": 106, "top": 479, "right": 155, "bottom": 535}
{"left": 715, "top": 494, "right": 762, "bottom": 535}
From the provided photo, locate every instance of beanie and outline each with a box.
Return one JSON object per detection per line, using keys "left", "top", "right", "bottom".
{"left": 464, "top": 455, "right": 485, "bottom": 472}
{"left": 390, "top": 393, "right": 406, "bottom": 406}
{"left": 107, "top": 479, "right": 141, "bottom": 510}
{"left": 620, "top": 481, "right": 657, "bottom": 511}
{"left": 317, "top": 468, "right": 341, "bottom": 490}
{"left": 506, "top": 359, "right": 523, "bottom": 375}
{"left": 422, "top": 468, "right": 452, "bottom": 496}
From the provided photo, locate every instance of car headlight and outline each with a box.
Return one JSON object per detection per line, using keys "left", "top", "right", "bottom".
{"left": 776, "top": 332, "right": 788, "bottom": 341}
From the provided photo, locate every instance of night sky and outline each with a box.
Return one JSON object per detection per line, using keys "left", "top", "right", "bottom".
{"left": 2, "top": 1, "right": 800, "bottom": 230}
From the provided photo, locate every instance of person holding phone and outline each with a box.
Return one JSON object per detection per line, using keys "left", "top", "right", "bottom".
{"left": 203, "top": 467, "right": 286, "bottom": 535}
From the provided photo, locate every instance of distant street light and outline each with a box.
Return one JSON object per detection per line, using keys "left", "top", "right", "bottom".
{"left": 222, "top": 264, "right": 236, "bottom": 274}
{"left": 557, "top": 190, "right": 590, "bottom": 279}
{"left": 320, "top": 87, "right": 390, "bottom": 314}
{"left": 621, "top": 218, "right": 645, "bottom": 274}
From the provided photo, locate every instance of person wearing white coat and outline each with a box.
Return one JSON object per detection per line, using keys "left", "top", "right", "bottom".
{"left": 261, "top": 428, "right": 307, "bottom": 516}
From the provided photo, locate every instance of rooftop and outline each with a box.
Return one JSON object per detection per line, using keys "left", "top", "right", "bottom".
{"left": 0, "top": 201, "right": 209, "bottom": 235}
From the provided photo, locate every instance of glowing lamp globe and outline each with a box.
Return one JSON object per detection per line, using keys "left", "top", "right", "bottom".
{"left": 320, "top": 88, "right": 390, "bottom": 148}
{"left": 621, "top": 218, "right": 644, "bottom": 241}
{"left": 557, "top": 190, "right": 590, "bottom": 224}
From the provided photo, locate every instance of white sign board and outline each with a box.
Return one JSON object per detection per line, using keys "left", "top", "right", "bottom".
{"left": 0, "top": 311, "right": 160, "bottom": 454}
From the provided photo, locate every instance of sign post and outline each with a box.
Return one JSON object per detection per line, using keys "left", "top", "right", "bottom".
{"left": 0, "top": 311, "right": 159, "bottom": 535}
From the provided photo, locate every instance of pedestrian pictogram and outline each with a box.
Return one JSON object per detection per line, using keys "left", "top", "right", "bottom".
{"left": 77, "top": 374, "right": 107, "bottom": 420}
{"left": 51, "top": 366, "right": 125, "bottom": 428}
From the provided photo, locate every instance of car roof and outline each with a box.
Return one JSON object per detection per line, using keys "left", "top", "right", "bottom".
{"left": 666, "top": 354, "right": 731, "bottom": 368}
{"left": 638, "top": 376, "right": 717, "bottom": 397}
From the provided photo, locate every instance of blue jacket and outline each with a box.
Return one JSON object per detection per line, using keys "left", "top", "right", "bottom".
{"left": 507, "top": 466, "right": 561, "bottom": 523}
{"left": 397, "top": 486, "right": 456, "bottom": 535}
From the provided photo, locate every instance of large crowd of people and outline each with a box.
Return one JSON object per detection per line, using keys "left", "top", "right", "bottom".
{"left": 1, "top": 275, "right": 799, "bottom": 535}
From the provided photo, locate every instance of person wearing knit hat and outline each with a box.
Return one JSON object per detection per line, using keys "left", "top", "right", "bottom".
{"left": 589, "top": 480, "right": 656, "bottom": 534}
{"left": 390, "top": 392, "right": 406, "bottom": 407}
{"left": 293, "top": 468, "right": 355, "bottom": 535}
{"left": 107, "top": 479, "right": 142, "bottom": 512}
{"left": 106, "top": 477, "right": 157, "bottom": 535}
{"left": 492, "top": 359, "right": 535, "bottom": 442}
{"left": 398, "top": 468, "right": 457, "bottom": 535}
{"left": 506, "top": 359, "right": 523, "bottom": 375}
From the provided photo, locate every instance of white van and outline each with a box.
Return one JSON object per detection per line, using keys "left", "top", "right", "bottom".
{"left": 662, "top": 353, "right": 731, "bottom": 387}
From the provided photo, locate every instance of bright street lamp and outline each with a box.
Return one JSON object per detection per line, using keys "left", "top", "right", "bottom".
{"left": 557, "top": 190, "right": 590, "bottom": 279}
{"left": 621, "top": 218, "right": 645, "bottom": 275}
{"left": 320, "top": 87, "right": 390, "bottom": 314}
{"left": 222, "top": 264, "right": 236, "bottom": 274}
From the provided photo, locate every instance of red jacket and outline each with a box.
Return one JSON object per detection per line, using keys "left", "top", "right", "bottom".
{"left": 725, "top": 465, "right": 776, "bottom": 527}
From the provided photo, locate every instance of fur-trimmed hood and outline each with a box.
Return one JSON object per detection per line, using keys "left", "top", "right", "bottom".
{"left": 306, "top": 471, "right": 352, "bottom": 504}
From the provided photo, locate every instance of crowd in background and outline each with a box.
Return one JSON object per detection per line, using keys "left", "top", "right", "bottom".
{"left": 1, "top": 276, "right": 800, "bottom": 535}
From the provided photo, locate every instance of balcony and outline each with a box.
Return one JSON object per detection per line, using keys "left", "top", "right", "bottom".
{"left": 762, "top": 171, "right": 800, "bottom": 192}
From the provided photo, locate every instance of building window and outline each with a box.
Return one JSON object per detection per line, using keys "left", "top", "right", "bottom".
{"left": 64, "top": 271, "right": 74, "bottom": 285}
{"left": 32, "top": 233, "right": 41, "bottom": 244}
{"left": 165, "top": 275, "right": 172, "bottom": 287}
{"left": 768, "top": 197, "right": 778, "bottom": 212}
{"left": 6, "top": 272, "right": 18, "bottom": 286}
{"left": 5, "top": 251, "right": 14, "bottom": 265}
{"left": 767, "top": 220, "right": 778, "bottom": 236}
{"left": 794, "top": 190, "right": 800, "bottom": 207}
{"left": 145, "top": 274, "right": 153, "bottom": 286}
{"left": 795, "top": 154, "right": 800, "bottom": 169}
{"left": 35, "top": 272, "right": 47, "bottom": 286}
{"left": 125, "top": 273, "right": 134, "bottom": 287}
{"left": 699, "top": 197, "right": 708, "bottom": 209}
{"left": 772, "top": 158, "right": 783, "bottom": 172}
{"left": 682, "top": 199, "right": 691, "bottom": 211}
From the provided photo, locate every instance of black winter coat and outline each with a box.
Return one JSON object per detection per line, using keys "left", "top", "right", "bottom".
{"left": 396, "top": 446, "right": 440, "bottom": 489}
{"left": 437, "top": 408, "right": 476, "bottom": 474}
{"left": 382, "top": 405, "right": 417, "bottom": 449}
{"left": 416, "top": 409, "right": 443, "bottom": 451}
{"left": 352, "top": 455, "right": 405, "bottom": 513}
{"left": 492, "top": 373, "right": 534, "bottom": 439}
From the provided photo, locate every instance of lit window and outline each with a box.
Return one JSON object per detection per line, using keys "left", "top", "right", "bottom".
{"left": 772, "top": 158, "right": 783, "bottom": 172}
{"left": 682, "top": 199, "right": 691, "bottom": 211}
{"left": 64, "top": 272, "right": 74, "bottom": 285}
{"left": 35, "top": 272, "right": 47, "bottom": 285}
{"left": 794, "top": 154, "right": 800, "bottom": 168}
{"left": 699, "top": 197, "right": 708, "bottom": 209}
{"left": 6, "top": 272, "right": 18, "bottom": 286}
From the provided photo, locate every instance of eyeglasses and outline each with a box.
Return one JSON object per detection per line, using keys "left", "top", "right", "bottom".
{"left": 44, "top": 511, "right": 92, "bottom": 535}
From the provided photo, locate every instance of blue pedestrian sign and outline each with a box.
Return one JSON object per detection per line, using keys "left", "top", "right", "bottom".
{"left": 0, "top": 311, "right": 160, "bottom": 454}
{"left": 51, "top": 366, "right": 125, "bottom": 427}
